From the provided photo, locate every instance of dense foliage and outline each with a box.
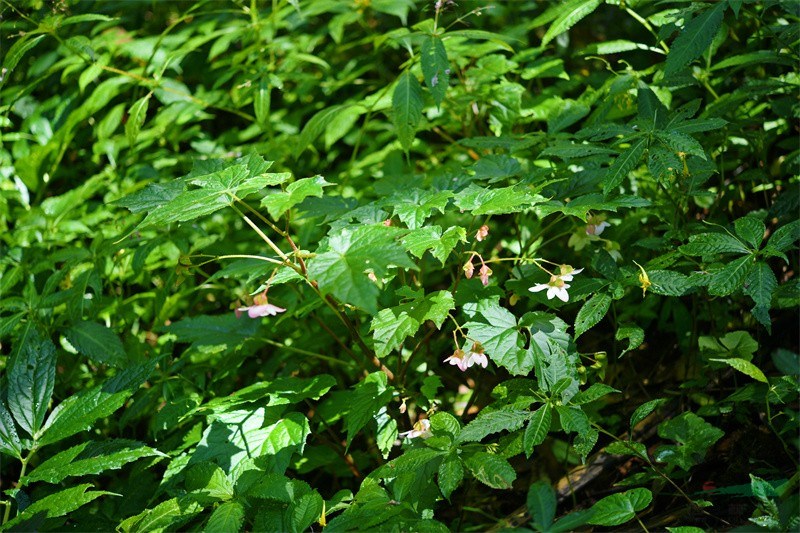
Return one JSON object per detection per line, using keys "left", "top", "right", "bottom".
{"left": 1, "top": 0, "right": 798, "bottom": 531}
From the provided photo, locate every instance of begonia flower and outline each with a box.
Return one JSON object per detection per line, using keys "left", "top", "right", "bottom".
{"left": 444, "top": 343, "right": 489, "bottom": 372}
{"left": 463, "top": 257, "right": 475, "bottom": 279}
{"left": 529, "top": 275, "right": 571, "bottom": 302}
{"left": 475, "top": 225, "right": 489, "bottom": 242}
{"left": 399, "top": 418, "right": 432, "bottom": 439}
{"left": 479, "top": 264, "right": 492, "bottom": 286}
{"left": 237, "top": 291, "right": 286, "bottom": 318}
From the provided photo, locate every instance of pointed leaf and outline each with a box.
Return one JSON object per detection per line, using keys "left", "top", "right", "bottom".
{"left": 574, "top": 293, "right": 611, "bottom": 339}
{"left": 8, "top": 333, "right": 56, "bottom": 439}
{"left": 205, "top": 501, "right": 245, "bottom": 533}
{"left": 541, "top": 0, "right": 603, "bottom": 46}
{"left": 523, "top": 404, "right": 552, "bottom": 457}
{"left": 743, "top": 262, "right": 777, "bottom": 310}
{"left": 289, "top": 492, "right": 323, "bottom": 533}
{"left": 603, "top": 137, "right": 647, "bottom": 195}
{"left": 438, "top": 452, "right": 463, "bottom": 499}
{"left": 421, "top": 36, "right": 449, "bottom": 107}
{"left": 708, "top": 255, "right": 753, "bottom": 296}
{"left": 665, "top": 2, "right": 727, "bottom": 77}
{"left": 456, "top": 410, "right": 530, "bottom": 444}
{"left": 125, "top": 93, "right": 151, "bottom": 146}
{"left": 2, "top": 484, "right": 111, "bottom": 531}
{"left": 767, "top": 219, "right": 800, "bottom": 252}
{"left": 261, "top": 175, "right": 332, "bottom": 219}
{"left": 527, "top": 481, "right": 556, "bottom": 530}
{"left": 709, "top": 357, "right": 768, "bottom": 383}
{"left": 65, "top": 321, "right": 128, "bottom": 368}
{"left": 0, "top": 402, "right": 22, "bottom": 459}
{"left": 589, "top": 488, "right": 652, "bottom": 526}
{"left": 392, "top": 71, "right": 423, "bottom": 152}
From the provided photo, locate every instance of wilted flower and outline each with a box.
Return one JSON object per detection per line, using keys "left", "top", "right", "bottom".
{"left": 529, "top": 275, "right": 571, "bottom": 302}
{"left": 475, "top": 225, "right": 489, "bottom": 241}
{"left": 236, "top": 291, "right": 286, "bottom": 318}
{"left": 444, "top": 343, "right": 488, "bottom": 372}
{"left": 463, "top": 257, "right": 475, "bottom": 279}
{"left": 399, "top": 418, "right": 432, "bottom": 439}
{"left": 556, "top": 264, "right": 583, "bottom": 282}
{"left": 479, "top": 264, "right": 492, "bottom": 286}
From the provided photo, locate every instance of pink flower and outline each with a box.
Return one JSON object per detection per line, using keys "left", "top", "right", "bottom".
{"left": 479, "top": 264, "right": 492, "bottom": 286}
{"left": 463, "top": 257, "right": 475, "bottom": 279}
{"left": 529, "top": 275, "right": 571, "bottom": 302}
{"left": 444, "top": 343, "right": 489, "bottom": 372}
{"left": 475, "top": 225, "right": 489, "bottom": 242}
{"left": 237, "top": 291, "right": 286, "bottom": 318}
{"left": 399, "top": 418, "right": 432, "bottom": 439}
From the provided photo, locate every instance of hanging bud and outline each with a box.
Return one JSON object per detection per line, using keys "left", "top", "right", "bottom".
{"left": 479, "top": 264, "right": 492, "bottom": 286}
{"left": 633, "top": 260, "right": 651, "bottom": 297}
{"left": 463, "top": 257, "right": 475, "bottom": 279}
{"left": 475, "top": 225, "right": 489, "bottom": 242}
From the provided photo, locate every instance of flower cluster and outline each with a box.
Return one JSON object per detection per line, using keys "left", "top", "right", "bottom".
{"left": 529, "top": 264, "right": 584, "bottom": 302}
{"left": 443, "top": 342, "right": 488, "bottom": 372}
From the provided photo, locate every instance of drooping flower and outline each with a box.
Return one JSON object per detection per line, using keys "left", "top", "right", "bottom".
{"left": 475, "top": 225, "right": 489, "bottom": 242}
{"left": 399, "top": 418, "right": 432, "bottom": 439}
{"left": 237, "top": 291, "right": 286, "bottom": 318}
{"left": 463, "top": 257, "right": 475, "bottom": 279}
{"left": 633, "top": 260, "right": 651, "bottom": 297}
{"left": 479, "top": 264, "right": 492, "bottom": 286}
{"left": 529, "top": 275, "right": 571, "bottom": 302}
{"left": 444, "top": 343, "right": 489, "bottom": 372}
{"left": 556, "top": 264, "right": 583, "bottom": 282}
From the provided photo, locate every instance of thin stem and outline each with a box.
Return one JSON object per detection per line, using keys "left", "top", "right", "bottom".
{"left": 2, "top": 455, "right": 29, "bottom": 524}
{"left": 259, "top": 337, "right": 353, "bottom": 367}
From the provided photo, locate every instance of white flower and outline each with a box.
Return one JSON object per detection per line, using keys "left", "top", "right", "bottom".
{"left": 443, "top": 343, "right": 489, "bottom": 372}
{"left": 399, "top": 418, "right": 432, "bottom": 439}
{"left": 556, "top": 265, "right": 584, "bottom": 282}
{"left": 529, "top": 275, "right": 571, "bottom": 302}
{"left": 586, "top": 221, "right": 611, "bottom": 236}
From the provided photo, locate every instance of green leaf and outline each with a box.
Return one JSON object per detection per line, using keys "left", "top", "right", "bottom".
{"left": 261, "top": 176, "right": 332, "bottom": 220}
{"left": 421, "top": 36, "right": 449, "bottom": 108}
{"left": 39, "top": 360, "right": 155, "bottom": 446}
{"left": 456, "top": 410, "right": 530, "bottom": 444}
{"left": 606, "top": 441, "right": 648, "bottom": 459}
{"left": 464, "top": 301, "right": 533, "bottom": 376}
{"left": 0, "top": 402, "right": 22, "bottom": 459}
{"left": 556, "top": 405, "right": 590, "bottom": 434}
{"left": 125, "top": 93, "right": 151, "bottom": 146}
{"left": 536, "top": 193, "right": 650, "bottom": 220}
{"left": 118, "top": 496, "right": 204, "bottom": 533}
{"left": 664, "top": 1, "right": 727, "bottom": 77}
{"left": 527, "top": 481, "right": 556, "bottom": 530}
{"left": 1, "top": 35, "right": 46, "bottom": 87}
{"left": 767, "top": 219, "right": 800, "bottom": 252}
{"left": 376, "top": 448, "right": 445, "bottom": 477}
{"left": 205, "top": 501, "right": 245, "bottom": 533}
{"left": 743, "top": 262, "right": 777, "bottom": 310}
{"left": 589, "top": 488, "right": 652, "bottom": 526}
{"left": 709, "top": 357, "right": 768, "bottom": 383}
{"left": 571, "top": 383, "right": 619, "bottom": 405}
{"left": 289, "top": 491, "right": 324, "bottom": 533}
{"left": 8, "top": 333, "right": 56, "bottom": 439}
{"left": 679, "top": 233, "right": 750, "bottom": 256}
{"left": 165, "top": 313, "right": 260, "bottom": 347}
{"left": 254, "top": 76, "right": 271, "bottom": 127}
{"left": 656, "top": 131, "right": 707, "bottom": 160}
{"left": 437, "top": 452, "right": 463, "bottom": 499}
{"left": 185, "top": 462, "right": 234, "bottom": 500}
{"left": 2, "top": 484, "right": 112, "bottom": 531}
{"left": 648, "top": 270, "right": 694, "bottom": 296}
{"left": 630, "top": 398, "right": 667, "bottom": 430}
{"left": 655, "top": 412, "right": 724, "bottom": 471}
{"left": 541, "top": 0, "right": 603, "bottom": 46}
{"left": 574, "top": 293, "right": 611, "bottom": 339}
{"left": 708, "top": 255, "right": 753, "bottom": 296}
{"left": 647, "top": 146, "right": 681, "bottom": 183}
{"left": 345, "top": 372, "right": 394, "bottom": 446}
{"left": 454, "top": 184, "right": 539, "bottom": 215}
{"left": 297, "top": 105, "right": 349, "bottom": 154}
{"left": 616, "top": 326, "right": 644, "bottom": 356}
{"left": 401, "top": 225, "right": 466, "bottom": 264}
{"left": 388, "top": 189, "right": 452, "bottom": 230}
{"left": 371, "top": 290, "right": 454, "bottom": 357}
{"left": 603, "top": 137, "right": 647, "bottom": 195}
{"left": 464, "top": 452, "right": 516, "bottom": 489}
{"left": 65, "top": 321, "right": 128, "bottom": 368}
{"left": 523, "top": 404, "right": 552, "bottom": 457}
{"left": 22, "top": 439, "right": 165, "bottom": 485}
{"left": 308, "top": 225, "right": 416, "bottom": 314}
{"left": 392, "top": 71, "right": 424, "bottom": 152}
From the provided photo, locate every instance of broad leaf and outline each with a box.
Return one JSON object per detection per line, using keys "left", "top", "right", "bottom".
{"left": 371, "top": 290, "right": 454, "bottom": 357}
{"left": 464, "top": 452, "right": 515, "bottom": 489}
{"left": 589, "top": 488, "right": 652, "bottom": 526}
{"left": 574, "top": 293, "right": 611, "bottom": 339}
{"left": 8, "top": 333, "right": 56, "bottom": 439}
{"left": 465, "top": 301, "right": 533, "bottom": 376}
{"left": 2, "top": 484, "right": 112, "bottom": 531}
{"left": 65, "top": 321, "right": 128, "bottom": 368}
{"left": 456, "top": 409, "right": 530, "bottom": 444}
{"left": 392, "top": 70, "right": 424, "bottom": 152}
{"left": 205, "top": 501, "right": 246, "bottom": 533}
{"left": 709, "top": 357, "right": 768, "bottom": 383}
{"left": 0, "top": 402, "right": 22, "bottom": 459}
{"left": 261, "top": 176, "right": 332, "bottom": 220}
{"left": 527, "top": 481, "right": 556, "bottom": 530}
{"left": 438, "top": 452, "right": 463, "bottom": 499}
{"left": 421, "top": 36, "right": 449, "bottom": 108}
{"left": 523, "top": 404, "right": 552, "bottom": 457}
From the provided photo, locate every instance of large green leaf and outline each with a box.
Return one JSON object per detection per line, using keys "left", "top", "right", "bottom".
{"left": 454, "top": 184, "right": 540, "bottom": 215}
{"left": 371, "top": 290, "right": 454, "bottom": 357}
{"left": 65, "top": 321, "right": 128, "bottom": 368}
{"left": 464, "top": 452, "right": 515, "bottom": 489}
{"left": 574, "top": 293, "right": 611, "bottom": 339}
{"left": 664, "top": 1, "right": 727, "bottom": 77}
{"left": 8, "top": 333, "right": 56, "bottom": 440}
{"left": 118, "top": 496, "right": 204, "bottom": 533}
{"left": 541, "top": 0, "right": 603, "bottom": 46}
{"left": 709, "top": 357, "right": 768, "bottom": 383}
{"left": 743, "top": 262, "right": 777, "bottom": 310}
{"left": 456, "top": 410, "right": 530, "bottom": 444}
{"left": 523, "top": 403, "right": 552, "bottom": 457}
{"left": 392, "top": 70, "right": 424, "bottom": 152}
{"left": 308, "top": 225, "right": 415, "bottom": 314}
{"left": 464, "top": 301, "right": 533, "bottom": 375}
{"left": 261, "top": 175, "right": 332, "bottom": 220}
{"left": 680, "top": 233, "right": 750, "bottom": 256}
{"left": 438, "top": 452, "right": 463, "bottom": 499}
{"left": 125, "top": 93, "right": 151, "bottom": 146}
{"left": 655, "top": 412, "right": 724, "bottom": 471}
{"left": 2, "top": 484, "right": 112, "bottom": 531}
{"left": 288, "top": 491, "right": 324, "bottom": 533}
{"left": 708, "top": 255, "right": 753, "bottom": 296}
{"left": 734, "top": 216, "right": 766, "bottom": 248}
{"left": 38, "top": 360, "right": 155, "bottom": 446}
{"left": 589, "top": 488, "right": 652, "bottom": 526}
{"left": 401, "top": 225, "right": 466, "bottom": 264}
{"left": 22, "top": 439, "right": 166, "bottom": 485}
{"left": 344, "top": 372, "right": 394, "bottom": 446}
{"left": 387, "top": 189, "right": 452, "bottom": 230}
{"left": 421, "top": 35, "right": 449, "bottom": 107}
{"left": 205, "top": 501, "right": 246, "bottom": 533}
{"left": 0, "top": 402, "right": 22, "bottom": 459}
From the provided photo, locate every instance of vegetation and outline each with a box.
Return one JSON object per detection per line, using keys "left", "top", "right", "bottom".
{"left": 0, "top": 0, "right": 798, "bottom": 531}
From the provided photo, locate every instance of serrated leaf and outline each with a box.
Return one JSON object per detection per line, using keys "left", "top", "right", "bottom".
{"left": 1, "top": 35, "right": 46, "bottom": 87}
{"left": 371, "top": 290, "right": 454, "bottom": 357}
{"left": 376, "top": 448, "right": 444, "bottom": 477}
{"left": 648, "top": 146, "right": 681, "bottom": 183}
{"left": 0, "top": 402, "right": 22, "bottom": 459}
{"left": 523, "top": 404, "right": 551, "bottom": 457}
{"left": 289, "top": 492, "right": 323, "bottom": 533}
{"left": 421, "top": 36, "right": 449, "bottom": 108}
{"left": 571, "top": 383, "right": 619, "bottom": 405}
{"left": 65, "top": 321, "right": 128, "bottom": 368}
{"left": 606, "top": 441, "right": 648, "bottom": 458}
{"left": 709, "top": 357, "right": 768, "bottom": 383}
{"left": 671, "top": 117, "right": 727, "bottom": 134}
{"left": 616, "top": 326, "right": 644, "bottom": 356}
{"left": 743, "top": 262, "right": 777, "bottom": 310}
{"left": 464, "top": 452, "right": 516, "bottom": 489}
{"left": 656, "top": 131, "right": 707, "bottom": 160}
{"left": 537, "top": 193, "right": 650, "bottom": 220}
{"left": 708, "top": 255, "right": 753, "bottom": 296}
{"left": 527, "top": 481, "right": 556, "bottom": 529}
{"left": 205, "top": 501, "right": 245, "bottom": 533}
{"left": 655, "top": 412, "right": 723, "bottom": 471}
{"left": 664, "top": 1, "right": 727, "bottom": 77}
{"left": 767, "top": 219, "right": 800, "bottom": 252}
{"left": 603, "top": 137, "right": 647, "bottom": 195}
{"left": 119, "top": 496, "right": 204, "bottom": 533}
{"left": 2, "top": 484, "right": 112, "bottom": 530}
{"left": 454, "top": 184, "right": 539, "bottom": 215}
{"left": 308, "top": 225, "right": 415, "bottom": 314}
{"left": 648, "top": 270, "right": 694, "bottom": 296}
{"left": 630, "top": 398, "right": 667, "bottom": 431}
{"left": 38, "top": 360, "right": 155, "bottom": 446}
{"left": 589, "top": 488, "right": 652, "bottom": 526}
{"left": 438, "top": 452, "right": 463, "bottom": 499}
{"left": 297, "top": 104, "right": 349, "bottom": 155}
{"left": 388, "top": 189, "right": 452, "bottom": 229}
{"left": 392, "top": 71, "right": 423, "bottom": 152}
{"left": 456, "top": 410, "right": 530, "bottom": 444}
{"left": 401, "top": 225, "right": 466, "bottom": 264}
{"left": 126, "top": 93, "right": 150, "bottom": 146}
{"left": 679, "top": 233, "right": 750, "bottom": 256}
{"left": 556, "top": 405, "right": 591, "bottom": 434}
{"left": 22, "top": 439, "right": 165, "bottom": 485}
{"left": 185, "top": 462, "right": 233, "bottom": 500}
{"left": 261, "top": 175, "right": 331, "bottom": 219}
{"left": 465, "top": 302, "right": 533, "bottom": 376}
{"left": 541, "top": 0, "right": 602, "bottom": 46}
{"left": 8, "top": 333, "right": 56, "bottom": 439}
{"left": 344, "top": 372, "right": 393, "bottom": 446}
{"left": 574, "top": 293, "right": 611, "bottom": 339}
